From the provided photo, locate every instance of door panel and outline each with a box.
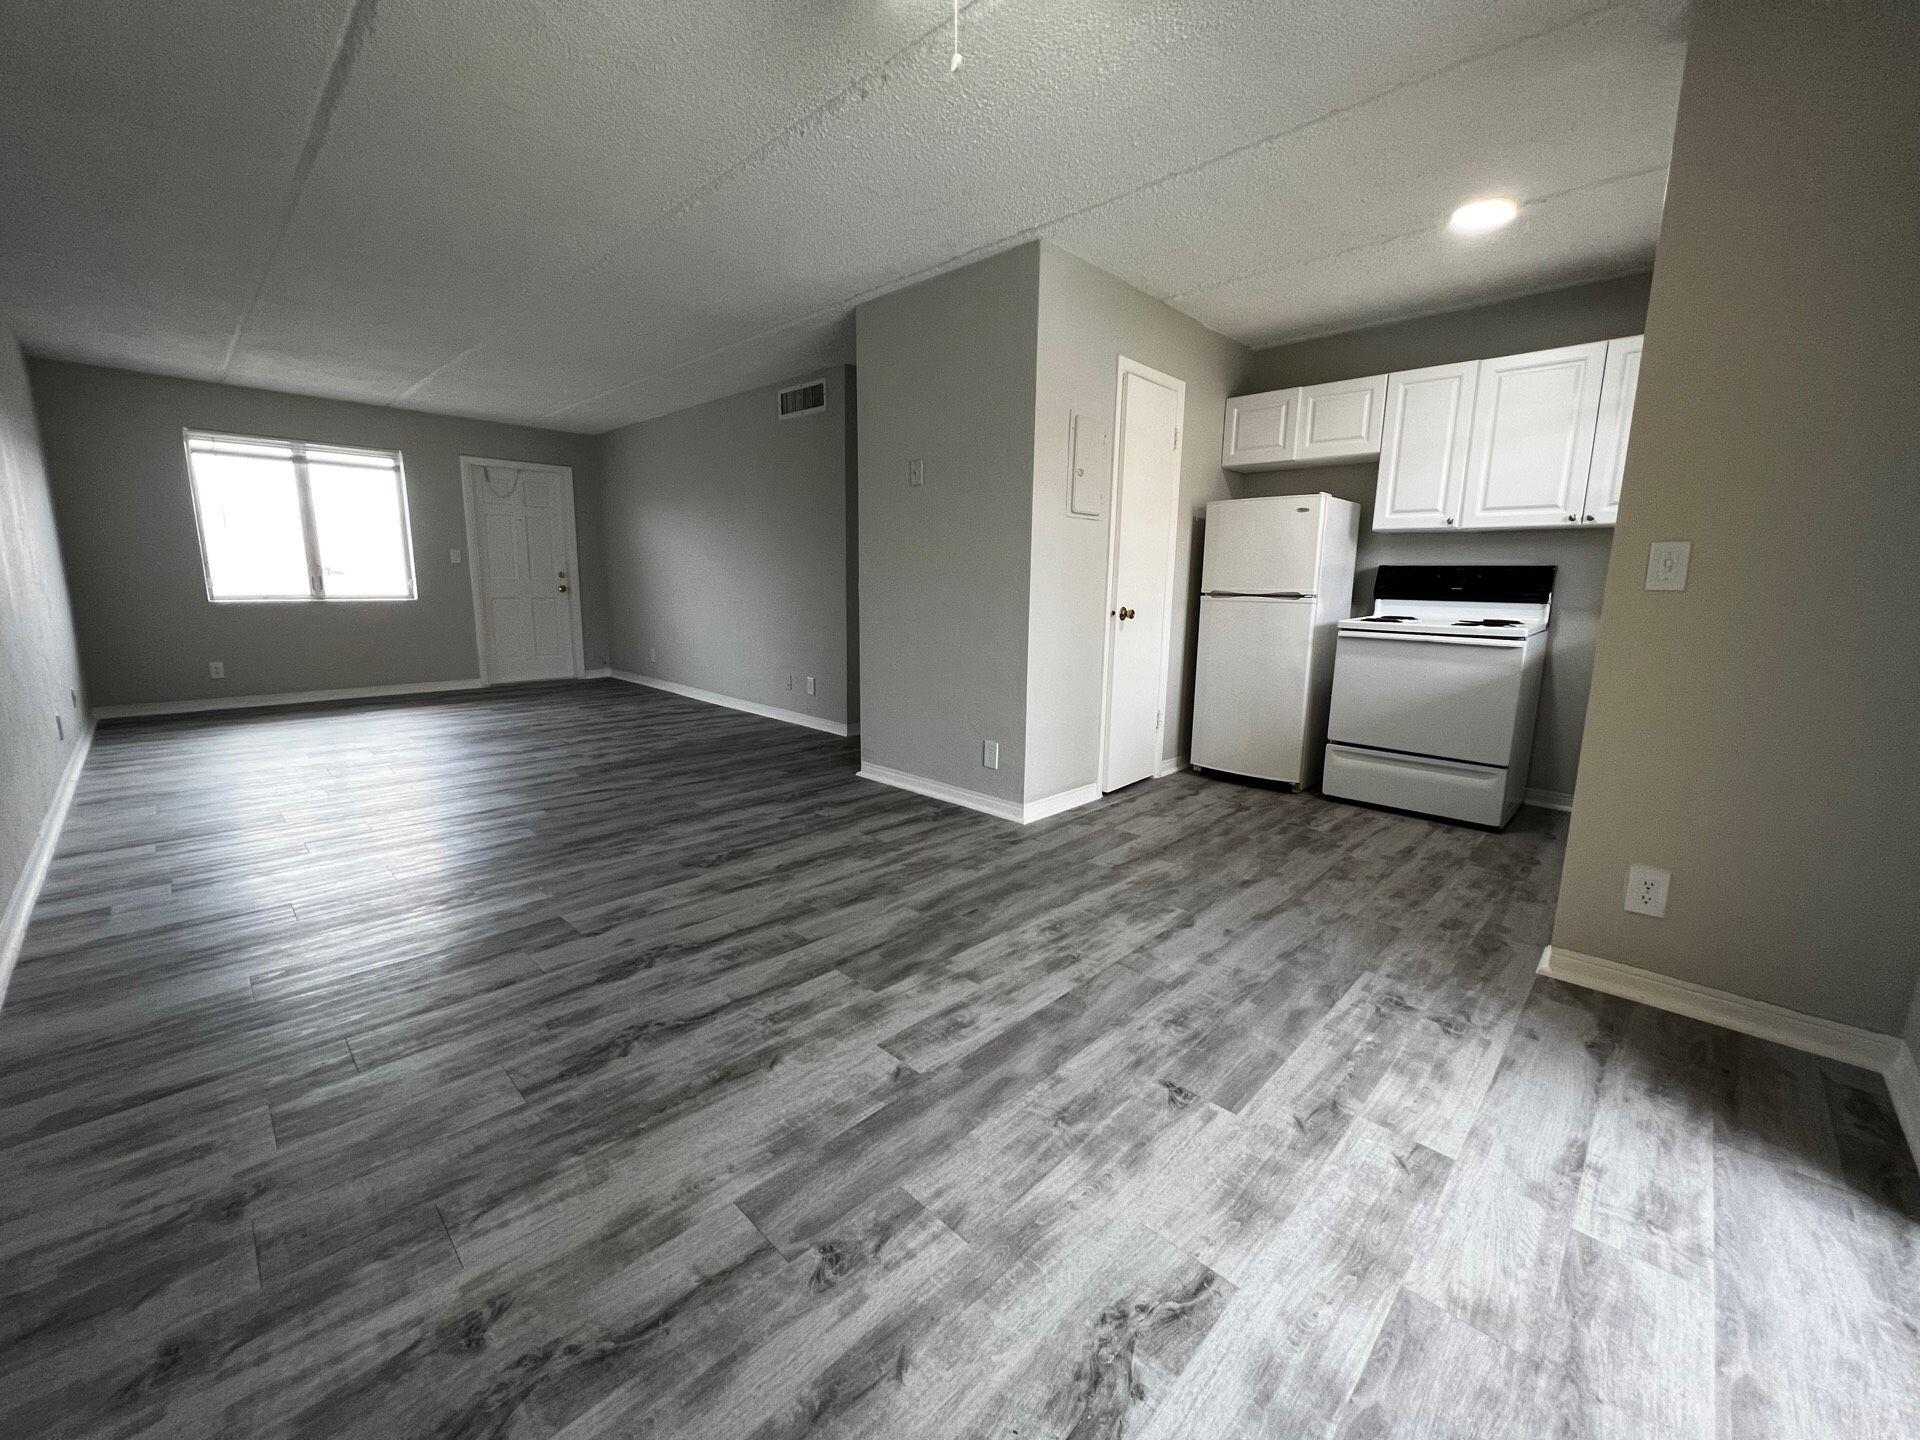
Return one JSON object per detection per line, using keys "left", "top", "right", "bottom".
{"left": 1461, "top": 341, "right": 1607, "bottom": 529}
{"left": 473, "top": 464, "right": 579, "bottom": 683}
{"left": 1104, "top": 369, "right": 1182, "bottom": 792}
{"left": 1583, "top": 335, "right": 1642, "bottom": 526}
{"left": 1201, "top": 495, "right": 1324, "bottom": 595}
{"left": 1327, "top": 633, "right": 1523, "bottom": 766}
{"left": 1374, "top": 361, "right": 1477, "bottom": 530}
{"left": 1191, "top": 596, "right": 1315, "bottom": 782}
{"left": 1223, "top": 389, "right": 1296, "bottom": 468}
{"left": 1296, "top": 375, "right": 1386, "bottom": 462}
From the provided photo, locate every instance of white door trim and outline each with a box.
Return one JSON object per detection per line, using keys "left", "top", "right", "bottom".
{"left": 459, "top": 456, "right": 586, "bottom": 683}
{"left": 1097, "top": 356, "right": 1187, "bottom": 794}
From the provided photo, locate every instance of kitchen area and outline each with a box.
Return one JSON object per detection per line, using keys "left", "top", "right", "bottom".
{"left": 1186, "top": 271, "right": 1649, "bottom": 826}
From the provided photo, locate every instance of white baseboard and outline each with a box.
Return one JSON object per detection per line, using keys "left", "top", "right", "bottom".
{"left": 1886, "top": 1046, "right": 1920, "bottom": 1175}
{"left": 1540, "top": 944, "right": 1919, "bottom": 1172}
{"left": 857, "top": 764, "right": 1102, "bottom": 825}
{"left": 609, "top": 670, "right": 852, "bottom": 738}
{"left": 1022, "top": 783, "right": 1104, "bottom": 824}
{"left": 1524, "top": 787, "right": 1574, "bottom": 812}
{"left": 0, "top": 721, "right": 94, "bottom": 1011}
{"left": 95, "top": 677, "right": 487, "bottom": 720}
{"left": 582, "top": 666, "right": 612, "bottom": 680}
{"left": 1155, "top": 754, "right": 1189, "bottom": 779}
{"left": 858, "top": 764, "right": 1025, "bottom": 822}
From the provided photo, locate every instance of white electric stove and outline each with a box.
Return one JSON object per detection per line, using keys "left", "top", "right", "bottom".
{"left": 1323, "top": 565, "right": 1555, "bottom": 828}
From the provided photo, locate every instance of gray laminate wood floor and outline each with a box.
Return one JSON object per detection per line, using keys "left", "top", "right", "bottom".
{"left": 2, "top": 682, "right": 1915, "bottom": 1439}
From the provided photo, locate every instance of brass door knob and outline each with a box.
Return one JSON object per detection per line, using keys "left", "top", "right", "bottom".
{"left": 1119, "top": 606, "right": 1136, "bottom": 620}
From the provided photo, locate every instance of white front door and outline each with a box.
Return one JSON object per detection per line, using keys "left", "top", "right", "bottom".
{"left": 1102, "top": 365, "right": 1183, "bottom": 792}
{"left": 471, "top": 463, "right": 579, "bottom": 683}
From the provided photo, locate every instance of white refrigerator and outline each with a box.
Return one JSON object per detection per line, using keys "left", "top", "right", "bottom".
{"left": 1190, "top": 494, "right": 1360, "bottom": 788}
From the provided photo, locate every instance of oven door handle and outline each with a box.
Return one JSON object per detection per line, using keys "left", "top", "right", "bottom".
{"left": 1340, "top": 631, "right": 1524, "bottom": 649}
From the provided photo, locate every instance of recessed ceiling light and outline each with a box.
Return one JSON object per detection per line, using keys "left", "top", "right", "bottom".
{"left": 1450, "top": 197, "right": 1519, "bottom": 233}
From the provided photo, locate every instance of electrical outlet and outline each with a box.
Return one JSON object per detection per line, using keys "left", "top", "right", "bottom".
{"left": 450, "top": 548, "right": 463, "bottom": 565}
{"left": 1624, "top": 864, "right": 1670, "bottom": 917}
{"left": 908, "top": 458, "right": 925, "bottom": 487}
{"left": 982, "top": 740, "right": 999, "bottom": 770}
{"left": 208, "top": 661, "right": 225, "bottom": 679}
{"left": 806, "top": 676, "right": 815, "bottom": 696}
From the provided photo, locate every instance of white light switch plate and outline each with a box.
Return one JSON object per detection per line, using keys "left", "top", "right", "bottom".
{"left": 908, "top": 458, "right": 925, "bottom": 487}
{"left": 1646, "top": 541, "right": 1691, "bottom": 591}
{"left": 982, "top": 740, "right": 999, "bottom": 770}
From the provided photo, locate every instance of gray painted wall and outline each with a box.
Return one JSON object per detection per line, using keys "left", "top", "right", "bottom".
{"left": 855, "top": 245, "right": 1040, "bottom": 805}
{"left": 1554, "top": 0, "right": 1920, "bottom": 1033}
{"left": 1235, "top": 272, "right": 1654, "bottom": 798}
{"left": 1, "top": 332, "right": 87, "bottom": 949}
{"left": 600, "top": 367, "right": 856, "bottom": 728}
{"left": 1028, "top": 242, "right": 1249, "bottom": 801}
{"left": 29, "top": 360, "right": 607, "bottom": 707}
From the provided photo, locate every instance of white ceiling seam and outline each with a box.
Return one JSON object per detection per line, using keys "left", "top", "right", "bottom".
{"left": 216, "top": 0, "right": 383, "bottom": 380}
{"left": 1167, "top": 161, "right": 1672, "bottom": 307}
{"left": 2, "top": 2, "right": 1688, "bottom": 431}
{"left": 537, "top": 1, "right": 1667, "bottom": 426}
{"left": 388, "top": 0, "right": 1009, "bottom": 410}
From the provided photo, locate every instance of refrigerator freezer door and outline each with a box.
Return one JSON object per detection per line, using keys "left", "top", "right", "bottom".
{"left": 1201, "top": 495, "right": 1325, "bottom": 595}
{"left": 1191, "top": 595, "right": 1317, "bottom": 782}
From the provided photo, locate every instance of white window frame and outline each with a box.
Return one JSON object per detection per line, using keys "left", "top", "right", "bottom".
{"left": 182, "top": 428, "right": 419, "bottom": 604}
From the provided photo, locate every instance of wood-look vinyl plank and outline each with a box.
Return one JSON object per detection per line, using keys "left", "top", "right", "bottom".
{"left": 1131, "top": 1117, "right": 1454, "bottom": 1439}
{"left": 1, "top": 683, "right": 1912, "bottom": 1439}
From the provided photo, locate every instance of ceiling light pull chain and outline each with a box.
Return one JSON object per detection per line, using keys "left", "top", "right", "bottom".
{"left": 950, "top": 0, "right": 963, "bottom": 72}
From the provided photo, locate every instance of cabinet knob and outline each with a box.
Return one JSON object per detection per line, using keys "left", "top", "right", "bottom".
{"left": 1444, "top": 517, "right": 1454, "bottom": 526}
{"left": 1568, "top": 514, "right": 1578, "bottom": 522}
{"left": 1584, "top": 515, "right": 1594, "bottom": 523}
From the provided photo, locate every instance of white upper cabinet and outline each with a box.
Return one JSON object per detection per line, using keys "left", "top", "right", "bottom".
{"left": 1223, "top": 376, "right": 1387, "bottom": 471}
{"left": 1460, "top": 341, "right": 1609, "bottom": 530}
{"left": 1582, "top": 335, "right": 1642, "bottom": 527}
{"left": 1295, "top": 375, "right": 1388, "bottom": 463}
{"left": 1222, "top": 388, "right": 1299, "bottom": 470}
{"left": 1373, "top": 361, "right": 1478, "bottom": 531}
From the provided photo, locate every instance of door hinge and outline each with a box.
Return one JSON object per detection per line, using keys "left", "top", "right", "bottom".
{"left": 1156, "top": 710, "right": 1163, "bottom": 730}
{"left": 1172, "top": 427, "right": 1179, "bottom": 450}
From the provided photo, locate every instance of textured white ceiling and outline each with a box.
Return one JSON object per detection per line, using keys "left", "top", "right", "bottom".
{"left": 0, "top": 1, "right": 1686, "bottom": 433}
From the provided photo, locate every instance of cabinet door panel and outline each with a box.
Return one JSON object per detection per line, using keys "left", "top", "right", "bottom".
{"left": 1582, "top": 335, "right": 1642, "bottom": 526}
{"left": 1223, "top": 389, "right": 1298, "bottom": 470}
{"left": 1296, "top": 375, "right": 1387, "bottom": 462}
{"left": 1462, "top": 341, "right": 1607, "bottom": 529}
{"left": 1373, "top": 361, "right": 1477, "bottom": 531}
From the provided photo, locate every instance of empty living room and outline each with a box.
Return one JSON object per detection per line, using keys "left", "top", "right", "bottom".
{"left": 3, "top": 2, "right": 1917, "bottom": 1436}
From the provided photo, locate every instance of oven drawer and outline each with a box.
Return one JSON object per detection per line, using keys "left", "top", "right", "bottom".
{"left": 1328, "top": 631, "right": 1524, "bottom": 767}
{"left": 1323, "top": 743, "right": 1512, "bottom": 827}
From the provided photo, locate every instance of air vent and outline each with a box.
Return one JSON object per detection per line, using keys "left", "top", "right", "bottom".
{"left": 778, "top": 379, "right": 827, "bottom": 419}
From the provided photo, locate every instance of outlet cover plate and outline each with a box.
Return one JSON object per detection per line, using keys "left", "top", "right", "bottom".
{"left": 983, "top": 740, "right": 999, "bottom": 770}
{"left": 1624, "top": 863, "right": 1670, "bottom": 917}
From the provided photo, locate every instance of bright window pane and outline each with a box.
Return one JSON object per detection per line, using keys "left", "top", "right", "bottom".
{"left": 307, "top": 459, "right": 413, "bottom": 599}
{"left": 189, "top": 452, "right": 310, "bottom": 599}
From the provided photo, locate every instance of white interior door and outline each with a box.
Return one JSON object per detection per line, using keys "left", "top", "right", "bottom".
{"left": 469, "top": 463, "right": 580, "bottom": 683}
{"left": 1102, "top": 364, "right": 1184, "bottom": 792}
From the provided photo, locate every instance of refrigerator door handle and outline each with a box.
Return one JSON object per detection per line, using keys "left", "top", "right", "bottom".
{"left": 1205, "top": 590, "right": 1315, "bottom": 599}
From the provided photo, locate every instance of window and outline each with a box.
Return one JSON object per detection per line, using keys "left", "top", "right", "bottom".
{"left": 184, "top": 431, "right": 416, "bottom": 602}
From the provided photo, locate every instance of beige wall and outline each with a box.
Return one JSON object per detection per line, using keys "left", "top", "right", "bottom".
{"left": 1027, "top": 242, "right": 1249, "bottom": 801}
{"left": 855, "top": 245, "right": 1040, "bottom": 803}
{"left": 1236, "top": 272, "right": 1652, "bottom": 798}
{"left": 30, "top": 361, "right": 607, "bottom": 707}
{"left": 1, "top": 331, "right": 87, "bottom": 964}
{"left": 1553, "top": 0, "right": 1920, "bottom": 1032}
{"left": 600, "top": 367, "right": 856, "bottom": 727}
